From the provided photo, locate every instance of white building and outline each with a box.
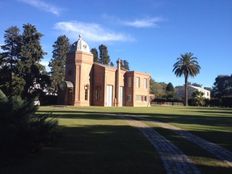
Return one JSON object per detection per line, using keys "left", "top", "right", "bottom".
{"left": 175, "top": 85, "right": 211, "bottom": 100}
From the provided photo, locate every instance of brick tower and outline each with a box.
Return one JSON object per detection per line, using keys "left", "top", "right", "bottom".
{"left": 65, "top": 35, "right": 93, "bottom": 106}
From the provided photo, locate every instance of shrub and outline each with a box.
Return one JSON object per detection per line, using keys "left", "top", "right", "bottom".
{"left": 0, "top": 89, "right": 8, "bottom": 103}
{"left": 209, "top": 97, "right": 232, "bottom": 107}
{"left": 152, "top": 98, "right": 183, "bottom": 105}
{"left": 188, "top": 98, "right": 206, "bottom": 106}
{"left": 189, "top": 91, "right": 205, "bottom": 106}
{"left": 209, "top": 98, "right": 221, "bottom": 107}
{"left": 221, "top": 96, "right": 232, "bottom": 107}
{"left": 40, "top": 94, "right": 58, "bottom": 105}
{"left": 0, "top": 92, "right": 57, "bottom": 165}
{"left": 204, "top": 98, "right": 211, "bottom": 107}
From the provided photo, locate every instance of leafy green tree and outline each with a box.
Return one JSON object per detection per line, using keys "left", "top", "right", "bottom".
{"left": 99, "top": 44, "right": 110, "bottom": 65}
{"left": 0, "top": 26, "right": 24, "bottom": 97}
{"left": 173, "top": 52, "right": 200, "bottom": 106}
{"left": 49, "top": 35, "right": 70, "bottom": 93}
{"left": 150, "top": 78, "right": 156, "bottom": 94}
{"left": 212, "top": 75, "right": 232, "bottom": 98}
{"left": 150, "top": 78, "right": 167, "bottom": 98}
{"left": 90, "top": 48, "right": 99, "bottom": 63}
{"left": 166, "top": 82, "right": 175, "bottom": 99}
{"left": 18, "top": 23, "right": 47, "bottom": 98}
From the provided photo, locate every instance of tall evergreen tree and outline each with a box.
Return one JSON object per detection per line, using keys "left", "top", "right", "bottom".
{"left": 166, "top": 82, "right": 175, "bottom": 99}
{"left": 166, "top": 82, "right": 174, "bottom": 92}
{"left": 110, "top": 61, "right": 114, "bottom": 67}
{"left": 0, "top": 26, "right": 24, "bottom": 97}
{"left": 120, "top": 59, "right": 130, "bottom": 70}
{"left": 99, "top": 44, "right": 110, "bottom": 65}
{"left": 90, "top": 48, "right": 99, "bottom": 63}
{"left": 49, "top": 35, "right": 70, "bottom": 93}
{"left": 123, "top": 60, "right": 129, "bottom": 70}
{"left": 18, "top": 24, "right": 47, "bottom": 98}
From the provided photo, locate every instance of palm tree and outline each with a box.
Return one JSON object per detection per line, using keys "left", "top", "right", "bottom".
{"left": 173, "top": 52, "right": 200, "bottom": 106}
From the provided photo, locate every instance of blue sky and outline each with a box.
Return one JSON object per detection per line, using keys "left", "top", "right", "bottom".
{"left": 0, "top": 0, "right": 231, "bottom": 87}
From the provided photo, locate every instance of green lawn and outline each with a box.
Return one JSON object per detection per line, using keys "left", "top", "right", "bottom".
{"left": 1, "top": 106, "right": 232, "bottom": 174}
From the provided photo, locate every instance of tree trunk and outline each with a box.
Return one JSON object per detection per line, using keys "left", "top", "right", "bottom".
{"left": 184, "top": 75, "right": 188, "bottom": 106}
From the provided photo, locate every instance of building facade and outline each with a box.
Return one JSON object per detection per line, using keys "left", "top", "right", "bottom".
{"left": 175, "top": 85, "right": 211, "bottom": 100}
{"left": 59, "top": 35, "right": 151, "bottom": 107}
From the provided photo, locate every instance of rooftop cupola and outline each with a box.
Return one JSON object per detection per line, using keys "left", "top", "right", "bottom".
{"left": 70, "top": 34, "right": 90, "bottom": 53}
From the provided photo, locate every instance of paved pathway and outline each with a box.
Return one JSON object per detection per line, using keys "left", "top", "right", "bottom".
{"left": 140, "top": 117, "right": 232, "bottom": 168}
{"left": 122, "top": 116, "right": 201, "bottom": 174}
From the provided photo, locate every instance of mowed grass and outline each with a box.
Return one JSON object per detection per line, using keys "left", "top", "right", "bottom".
{"left": 1, "top": 105, "right": 232, "bottom": 174}
{"left": 1, "top": 107, "right": 164, "bottom": 174}
{"left": 39, "top": 105, "right": 232, "bottom": 150}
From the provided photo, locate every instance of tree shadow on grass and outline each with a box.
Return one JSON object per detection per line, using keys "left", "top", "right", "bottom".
{"left": 179, "top": 107, "right": 232, "bottom": 111}
{"left": 0, "top": 111, "right": 232, "bottom": 174}
{"left": 0, "top": 123, "right": 165, "bottom": 174}
{"left": 1, "top": 122, "right": 231, "bottom": 174}
{"left": 55, "top": 110, "right": 231, "bottom": 150}
{"left": 37, "top": 109, "right": 232, "bottom": 128}
{"left": 193, "top": 110, "right": 232, "bottom": 115}
{"left": 140, "top": 113, "right": 232, "bottom": 127}
{"left": 37, "top": 109, "right": 232, "bottom": 152}
{"left": 38, "top": 110, "right": 232, "bottom": 154}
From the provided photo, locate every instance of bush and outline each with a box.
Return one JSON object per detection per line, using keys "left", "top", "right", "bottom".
{"left": 0, "top": 92, "right": 57, "bottom": 165}
{"left": 40, "top": 94, "right": 58, "bottom": 105}
{"left": 221, "top": 96, "right": 232, "bottom": 107}
{"left": 208, "top": 97, "right": 232, "bottom": 107}
{"left": 0, "top": 89, "right": 8, "bottom": 103}
{"left": 152, "top": 98, "right": 183, "bottom": 105}
{"left": 188, "top": 98, "right": 206, "bottom": 106}
{"left": 209, "top": 98, "right": 221, "bottom": 107}
{"left": 204, "top": 98, "right": 211, "bottom": 107}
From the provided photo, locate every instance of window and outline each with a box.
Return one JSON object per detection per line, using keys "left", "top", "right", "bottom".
{"left": 84, "top": 84, "right": 89, "bottom": 100}
{"left": 95, "top": 89, "right": 99, "bottom": 101}
{"left": 85, "top": 89, "right": 88, "bottom": 100}
{"left": 128, "top": 77, "right": 132, "bottom": 87}
{"left": 136, "top": 95, "right": 142, "bottom": 101}
{"left": 136, "top": 77, "right": 140, "bottom": 88}
{"left": 127, "top": 95, "right": 131, "bottom": 102}
{"left": 136, "top": 95, "right": 147, "bottom": 102}
{"left": 144, "top": 78, "right": 148, "bottom": 89}
{"left": 94, "top": 86, "right": 101, "bottom": 101}
{"left": 144, "top": 96, "right": 147, "bottom": 101}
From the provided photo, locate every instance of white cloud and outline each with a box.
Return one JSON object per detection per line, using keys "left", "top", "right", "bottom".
{"left": 0, "top": 42, "right": 4, "bottom": 51}
{"left": 18, "top": 0, "right": 61, "bottom": 16}
{"left": 40, "top": 60, "right": 50, "bottom": 71}
{"left": 123, "top": 17, "right": 163, "bottom": 28}
{"left": 54, "top": 21, "right": 133, "bottom": 42}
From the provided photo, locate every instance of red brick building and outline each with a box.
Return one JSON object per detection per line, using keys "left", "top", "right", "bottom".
{"left": 59, "top": 35, "right": 151, "bottom": 107}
